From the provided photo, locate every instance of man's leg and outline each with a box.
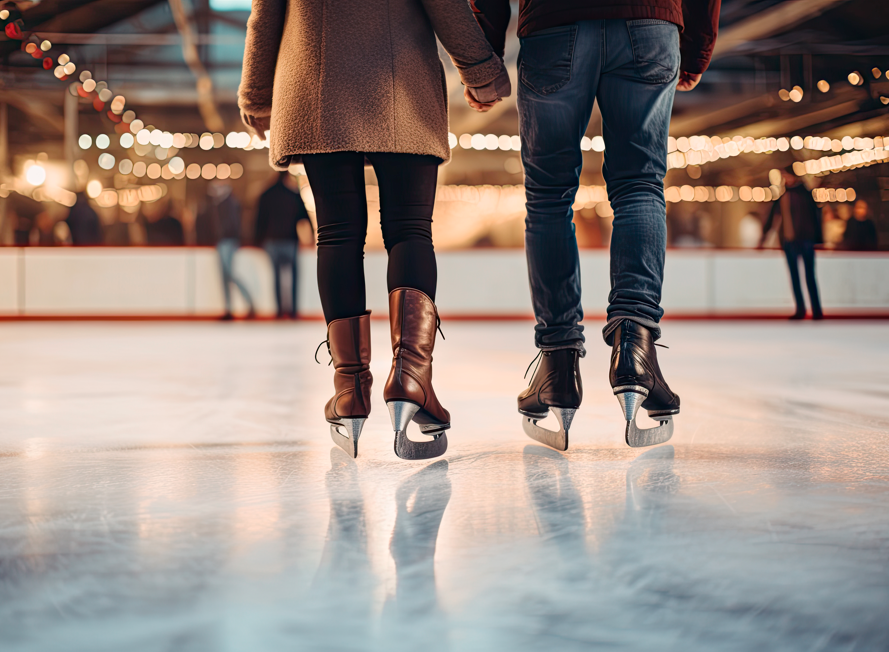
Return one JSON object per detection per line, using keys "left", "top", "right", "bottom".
{"left": 518, "top": 21, "right": 600, "bottom": 354}
{"left": 266, "top": 242, "right": 285, "bottom": 317}
{"left": 597, "top": 19, "right": 679, "bottom": 344}
{"left": 597, "top": 20, "right": 680, "bottom": 446}
{"left": 515, "top": 21, "right": 601, "bottom": 450}
{"left": 783, "top": 242, "right": 806, "bottom": 317}
{"left": 289, "top": 244, "right": 299, "bottom": 318}
{"left": 800, "top": 241, "right": 823, "bottom": 318}
{"left": 217, "top": 239, "right": 235, "bottom": 316}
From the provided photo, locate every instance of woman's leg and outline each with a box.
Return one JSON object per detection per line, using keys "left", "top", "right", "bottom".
{"left": 302, "top": 152, "right": 368, "bottom": 322}
{"left": 367, "top": 153, "right": 439, "bottom": 299}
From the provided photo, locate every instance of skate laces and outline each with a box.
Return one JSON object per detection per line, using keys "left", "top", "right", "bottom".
{"left": 436, "top": 315, "right": 445, "bottom": 340}
{"left": 655, "top": 343, "right": 669, "bottom": 349}
{"left": 524, "top": 350, "right": 543, "bottom": 381}
{"left": 314, "top": 339, "right": 332, "bottom": 366}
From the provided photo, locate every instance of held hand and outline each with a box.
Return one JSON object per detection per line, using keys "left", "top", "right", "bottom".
{"left": 676, "top": 71, "right": 702, "bottom": 92}
{"left": 464, "top": 86, "right": 500, "bottom": 112}
{"left": 464, "top": 68, "right": 511, "bottom": 113}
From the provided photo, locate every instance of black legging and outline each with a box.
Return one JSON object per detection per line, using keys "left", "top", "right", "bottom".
{"left": 303, "top": 151, "right": 439, "bottom": 323}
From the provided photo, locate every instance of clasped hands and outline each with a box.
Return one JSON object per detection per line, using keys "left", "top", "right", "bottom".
{"left": 465, "top": 68, "right": 512, "bottom": 112}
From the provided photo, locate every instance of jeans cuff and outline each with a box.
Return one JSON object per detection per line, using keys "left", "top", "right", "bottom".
{"left": 602, "top": 316, "right": 661, "bottom": 345}
{"left": 537, "top": 342, "right": 586, "bottom": 357}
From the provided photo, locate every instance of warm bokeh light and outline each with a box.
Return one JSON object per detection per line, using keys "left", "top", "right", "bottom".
{"left": 25, "top": 163, "right": 47, "bottom": 186}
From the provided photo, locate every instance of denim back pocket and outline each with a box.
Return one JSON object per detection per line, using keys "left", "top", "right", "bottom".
{"left": 626, "top": 19, "right": 680, "bottom": 84}
{"left": 519, "top": 25, "right": 577, "bottom": 95}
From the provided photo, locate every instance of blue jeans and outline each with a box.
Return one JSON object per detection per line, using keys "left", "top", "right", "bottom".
{"left": 217, "top": 238, "right": 254, "bottom": 314}
{"left": 264, "top": 239, "right": 299, "bottom": 317}
{"left": 782, "top": 241, "right": 822, "bottom": 317}
{"left": 518, "top": 19, "right": 679, "bottom": 351}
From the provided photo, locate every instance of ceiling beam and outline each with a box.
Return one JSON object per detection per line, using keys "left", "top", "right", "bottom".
{"left": 712, "top": 0, "right": 852, "bottom": 60}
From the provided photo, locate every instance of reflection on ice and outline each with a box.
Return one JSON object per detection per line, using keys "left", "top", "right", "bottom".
{"left": 382, "top": 460, "right": 451, "bottom": 650}
{"left": 0, "top": 322, "right": 888, "bottom": 650}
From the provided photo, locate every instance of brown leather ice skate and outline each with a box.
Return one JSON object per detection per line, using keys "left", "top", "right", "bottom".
{"left": 383, "top": 288, "right": 449, "bottom": 460}
{"left": 323, "top": 312, "right": 372, "bottom": 458}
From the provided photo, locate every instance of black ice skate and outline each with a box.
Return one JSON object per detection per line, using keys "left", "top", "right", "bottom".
{"left": 610, "top": 320, "right": 680, "bottom": 448}
{"left": 518, "top": 349, "right": 582, "bottom": 451}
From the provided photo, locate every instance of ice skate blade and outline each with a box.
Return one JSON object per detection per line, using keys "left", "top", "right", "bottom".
{"left": 388, "top": 401, "right": 449, "bottom": 461}
{"left": 625, "top": 415, "right": 674, "bottom": 448}
{"left": 521, "top": 407, "right": 576, "bottom": 452}
{"left": 329, "top": 418, "right": 365, "bottom": 459}
{"left": 615, "top": 391, "right": 673, "bottom": 448}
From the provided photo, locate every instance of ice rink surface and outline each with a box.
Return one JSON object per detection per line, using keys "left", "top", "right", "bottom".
{"left": 1, "top": 320, "right": 887, "bottom": 651}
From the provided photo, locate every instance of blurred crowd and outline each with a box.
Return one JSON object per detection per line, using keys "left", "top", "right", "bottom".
{"left": 2, "top": 179, "right": 884, "bottom": 252}
{"left": 666, "top": 197, "right": 880, "bottom": 250}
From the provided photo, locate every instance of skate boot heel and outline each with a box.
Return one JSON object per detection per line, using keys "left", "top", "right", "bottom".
{"left": 522, "top": 407, "right": 576, "bottom": 452}
{"left": 329, "top": 418, "right": 366, "bottom": 459}
{"left": 614, "top": 386, "right": 673, "bottom": 448}
{"left": 387, "top": 401, "right": 448, "bottom": 461}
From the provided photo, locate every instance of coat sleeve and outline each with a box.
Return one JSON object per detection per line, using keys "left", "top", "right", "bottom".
{"left": 469, "top": 0, "right": 511, "bottom": 59}
{"left": 419, "top": 0, "right": 504, "bottom": 88}
{"left": 238, "top": 0, "right": 287, "bottom": 118}
{"left": 680, "top": 0, "right": 721, "bottom": 75}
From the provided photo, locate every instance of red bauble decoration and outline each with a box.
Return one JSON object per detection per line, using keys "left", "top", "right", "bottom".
{"left": 107, "top": 110, "right": 122, "bottom": 123}
{"left": 5, "top": 23, "right": 23, "bottom": 40}
{"left": 43, "top": 57, "right": 53, "bottom": 70}
{"left": 93, "top": 98, "right": 105, "bottom": 112}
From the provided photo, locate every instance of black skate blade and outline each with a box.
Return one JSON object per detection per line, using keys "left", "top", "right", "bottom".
{"left": 625, "top": 415, "right": 673, "bottom": 448}
{"left": 329, "top": 419, "right": 364, "bottom": 459}
{"left": 521, "top": 408, "right": 575, "bottom": 452}
{"left": 394, "top": 430, "right": 448, "bottom": 460}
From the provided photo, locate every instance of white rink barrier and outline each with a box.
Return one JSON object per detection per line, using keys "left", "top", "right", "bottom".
{"left": 0, "top": 247, "right": 887, "bottom": 318}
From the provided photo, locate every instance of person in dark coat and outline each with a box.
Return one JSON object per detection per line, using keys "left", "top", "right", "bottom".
{"left": 760, "top": 169, "right": 824, "bottom": 320}
{"left": 254, "top": 171, "right": 314, "bottom": 318}
{"left": 143, "top": 198, "right": 185, "bottom": 246}
{"left": 66, "top": 193, "right": 103, "bottom": 246}
{"left": 201, "top": 181, "right": 255, "bottom": 319}
{"left": 841, "top": 200, "right": 879, "bottom": 251}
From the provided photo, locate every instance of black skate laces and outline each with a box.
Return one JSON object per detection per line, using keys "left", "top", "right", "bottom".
{"left": 314, "top": 339, "right": 332, "bottom": 366}
{"left": 524, "top": 350, "right": 543, "bottom": 382}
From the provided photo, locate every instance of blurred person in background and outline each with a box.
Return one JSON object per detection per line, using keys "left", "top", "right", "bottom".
{"left": 840, "top": 199, "right": 878, "bottom": 251}
{"left": 65, "top": 192, "right": 102, "bottom": 246}
{"left": 34, "top": 209, "right": 57, "bottom": 246}
{"left": 470, "top": 0, "right": 720, "bottom": 444}
{"left": 9, "top": 193, "right": 42, "bottom": 245}
{"left": 201, "top": 180, "right": 255, "bottom": 320}
{"left": 759, "top": 167, "right": 823, "bottom": 320}
{"left": 143, "top": 198, "right": 185, "bottom": 246}
{"left": 254, "top": 171, "right": 314, "bottom": 319}
{"left": 240, "top": 0, "right": 509, "bottom": 458}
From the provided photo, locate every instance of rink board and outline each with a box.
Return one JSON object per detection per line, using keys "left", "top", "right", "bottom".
{"left": 0, "top": 247, "right": 887, "bottom": 317}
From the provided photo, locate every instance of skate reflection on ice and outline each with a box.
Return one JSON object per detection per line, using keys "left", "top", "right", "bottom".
{"left": 304, "top": 448, "right": 375, "bottom": 645}
{"left": 523, "top": 445, "right": 587, "bottom": 563}
{"left": 624, "top": 445, "right": 679, "bottom": 518}
{"left": 381, "top": 460, "right": 452, "bottom": 651}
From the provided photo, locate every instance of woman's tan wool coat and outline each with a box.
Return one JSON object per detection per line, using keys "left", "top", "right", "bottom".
{"left": 239, "top": 0, "right": 503, "bottom": 169}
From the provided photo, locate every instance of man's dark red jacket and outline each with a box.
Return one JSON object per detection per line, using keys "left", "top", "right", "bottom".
{"left": 470, "top": 0, "right": 721, "bottom": 75}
